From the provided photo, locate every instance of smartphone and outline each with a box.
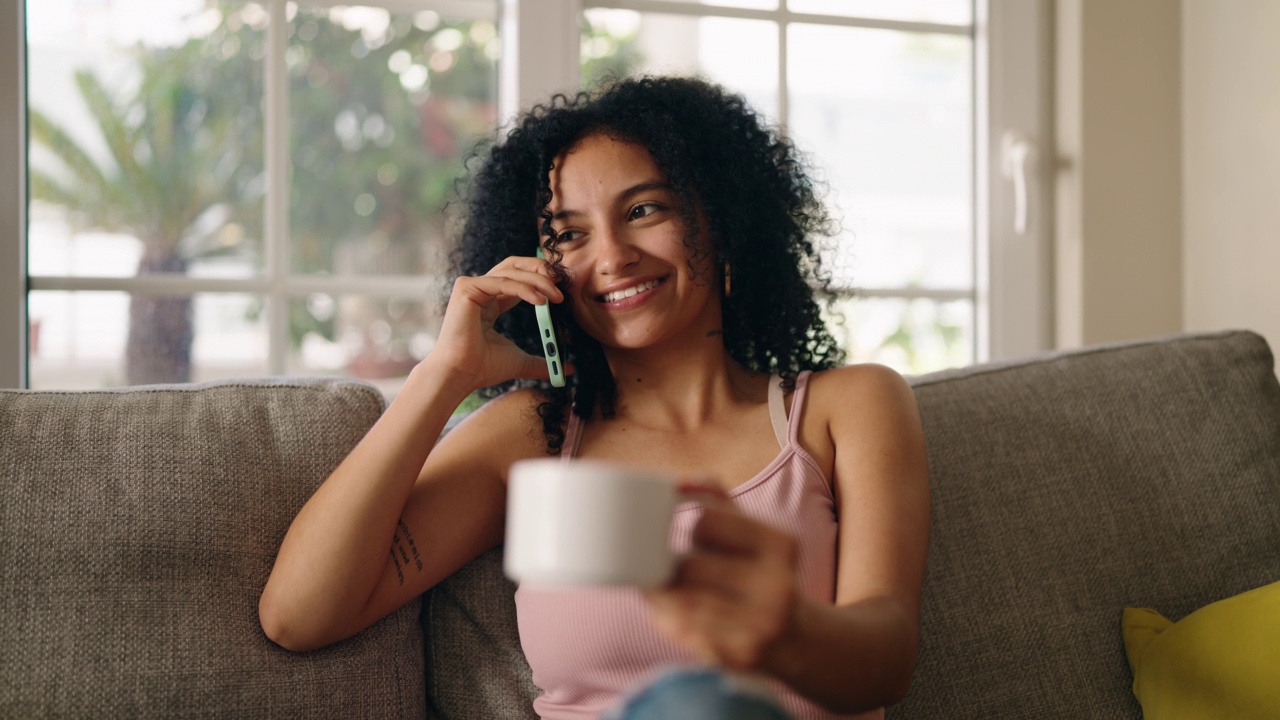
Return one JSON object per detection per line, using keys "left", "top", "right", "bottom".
{"left": 534, "top": 247, "right": 566, "bottom": 387}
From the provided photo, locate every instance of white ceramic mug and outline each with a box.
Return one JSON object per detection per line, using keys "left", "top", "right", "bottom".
{"left": 504, "top": 458, "right": 686, "bottom": 588}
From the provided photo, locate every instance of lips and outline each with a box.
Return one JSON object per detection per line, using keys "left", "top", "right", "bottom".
{"left": 596, "top": 277, "right": 664, "bottom": 303}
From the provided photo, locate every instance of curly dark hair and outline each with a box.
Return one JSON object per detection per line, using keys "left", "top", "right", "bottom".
{"left": 450, "top": 75, "right": 845, "bottom": 454}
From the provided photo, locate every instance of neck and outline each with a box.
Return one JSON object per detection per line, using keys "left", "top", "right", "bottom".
{"left": 600, "top": 336, "right": 767, "bottom": 431}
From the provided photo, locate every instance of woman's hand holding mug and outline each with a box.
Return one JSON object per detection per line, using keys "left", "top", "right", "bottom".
{"left": 645, "top": 481, "right": 802, "bottom": 672}
{"left": 504, "top": 461, "right": 803, "bottom": 673}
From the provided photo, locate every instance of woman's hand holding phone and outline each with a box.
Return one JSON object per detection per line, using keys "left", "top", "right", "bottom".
{"left": 426, "top": 253, "right": 565, "bottom": 392}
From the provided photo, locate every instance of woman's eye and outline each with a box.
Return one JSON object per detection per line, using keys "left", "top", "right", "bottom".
{"left": 553, "top": 229, "right": 583, "bottom": 243}
{"left": 628, "top": 202, "right": 662, "bottom": 221}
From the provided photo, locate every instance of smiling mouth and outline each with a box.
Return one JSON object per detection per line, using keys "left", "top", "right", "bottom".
{"left": 597, "top": 277, "right": 665, "bottom": 303}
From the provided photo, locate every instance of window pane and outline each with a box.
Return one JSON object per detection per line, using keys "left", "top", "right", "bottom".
{"left": 788, "top": 0, "right": 971, "bottom": 25}
{"left": 26, "top": 0, "right": 266, "bottom": 279}
{"left": 582, "top": 10, "right": 778, "bottom": 122}
{"left": 827, "top": 296, "right": 972, "bottom": 375}
{"left": 788, "top": 25, "right": 971, "bottom": 292}
{"left": 27, "top": 290, "right": 268, "bottom": 389}
{"left": 286, "top": 294, "right": 443, "bottom": 396}
{"left": 288, "top": 4, "right": 499, "bottom": 276}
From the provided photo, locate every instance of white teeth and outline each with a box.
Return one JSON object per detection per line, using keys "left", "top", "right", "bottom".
{"left": 601, "top": 279, "right": 661, "bottom": 303}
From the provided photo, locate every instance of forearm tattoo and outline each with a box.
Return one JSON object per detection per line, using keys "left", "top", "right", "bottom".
{"left": 390, "top": 519, "right": 424, "bottom": 586}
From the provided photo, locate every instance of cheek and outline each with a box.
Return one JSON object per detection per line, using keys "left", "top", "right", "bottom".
{"left": 558, "top": 264, "right": 586, "bottom": 300}
{"left": 559, "top": 272, "right": 593, "bottom": 321}
{"left": 568, "top": 305, "right": 592, "bottom": 331}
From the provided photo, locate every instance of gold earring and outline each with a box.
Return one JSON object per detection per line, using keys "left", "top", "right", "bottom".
{"left": 723, "top": 262, "right": 732, "bottom": 298}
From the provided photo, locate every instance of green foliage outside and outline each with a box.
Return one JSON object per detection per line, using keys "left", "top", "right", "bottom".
{"left": 29, "top": 3, "right": 501, "bottom": 384}
{"left": 581, "top": 13, "right": 644, "bottom": 90}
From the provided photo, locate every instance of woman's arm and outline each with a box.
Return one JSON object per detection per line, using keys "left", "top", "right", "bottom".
{"left": 647, "top": 364, "right": 930, "bottom": 712}
{"left": 765, "top": 364, "right": 930, "bottom": 710}
{"left": 258, "top": 365, "right": 522, "bottom": 652}
{"left": 259, "top": 257, "right": 564, "bottom": 652}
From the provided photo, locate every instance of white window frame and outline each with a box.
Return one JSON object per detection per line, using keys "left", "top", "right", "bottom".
{"left": 1, "top": 0, "right": 1049, "bottom": 388}
{"left": 979, "top": 0, "right": 1052, "bottom": 361}
{"left": 1, "top": 0, "right": 25, "bottom": 387}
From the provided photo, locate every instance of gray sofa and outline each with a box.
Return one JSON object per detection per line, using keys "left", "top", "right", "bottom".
{"left": 3, "top": 329, "right": 1278, "bottom": 718}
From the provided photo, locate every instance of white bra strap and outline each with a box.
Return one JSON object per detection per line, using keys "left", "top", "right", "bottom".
{"left": 767, "top": 374, "right": 788, "bottom": 450}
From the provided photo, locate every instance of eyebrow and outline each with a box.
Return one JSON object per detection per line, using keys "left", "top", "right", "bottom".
{"left": 550, "top": 180, "right": 674, "bottom": 222}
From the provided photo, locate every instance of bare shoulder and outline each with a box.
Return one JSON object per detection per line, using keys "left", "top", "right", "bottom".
{"left": 427, "top": 387, "right": 557, "bottom": 481}
{"left": 798, "top": 365, "right": 922, "bottom": 475}
{"left": 445, "top": 386, "right": 546, "bottom": 436}
{"left": 806, "top": 363, "right": 918, "bottom": 424}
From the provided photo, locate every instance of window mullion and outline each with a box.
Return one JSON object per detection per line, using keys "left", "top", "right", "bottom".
{"left": 777, "top": 9, "right": 788, "bottom": 131}
{"left": 1, "top": 0, "right": 25, "bottom": 388}
{"left": 501, "top": 0, "right": 583, "bottom": 122}
{"left": 266, "top": 0, "right": 291, "bottom": 375}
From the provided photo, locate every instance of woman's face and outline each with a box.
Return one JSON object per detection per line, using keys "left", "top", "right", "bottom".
{"left": 544, "top": 133, "right": 720, "bottom": 352}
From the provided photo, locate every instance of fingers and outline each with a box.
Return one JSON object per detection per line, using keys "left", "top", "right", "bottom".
{"left": 647, "top": 580, "right": 794, "bottom": 671}
{"left": 648, "top": 590, "right": 762, "bottom": 666}
{"left": 485, "top": 255, "right": 565, "bottom": 305}
{"left": 670, "top": 551, "right": 759, "bottom": 600}
{"left": 517, "top": 347, "right": 552, "bottom": 383}
{"left": 452, "top": 255, "right": 564, "bottom": 308}
{"left": 453, "top": 275, "right": 557, "bottom": 312}
{"left": 643, "top": 500, "right": 802, "bottom": 670}
{"left": 672, "top": 513, "right": 797, "bottom": 602}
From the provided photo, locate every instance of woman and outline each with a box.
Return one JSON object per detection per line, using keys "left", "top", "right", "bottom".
{"left": 259, "top": 75, "right": 929, "bottom": 720}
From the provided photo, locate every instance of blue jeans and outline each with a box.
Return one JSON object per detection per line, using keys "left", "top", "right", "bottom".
{"left": 606, "top": 668, "right": 794, "bottom": 720}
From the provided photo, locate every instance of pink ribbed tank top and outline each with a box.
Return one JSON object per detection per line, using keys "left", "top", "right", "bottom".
{"left": 514, "top": 372, "right": 884, "bottom": 720}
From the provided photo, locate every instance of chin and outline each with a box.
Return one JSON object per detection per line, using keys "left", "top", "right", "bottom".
{"left": 590, "top": 328, "right": 664, "bottom": 351}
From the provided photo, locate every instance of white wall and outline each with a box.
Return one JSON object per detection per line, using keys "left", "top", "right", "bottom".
{"left": 1054, "top": 0, "right": 1183, "bottom": 349}
{"left": 1182, "top": 0, "right": 1280, "bottom": 358}
{"left": 1056, "top": 0, "right": 1280, "bottom": 369}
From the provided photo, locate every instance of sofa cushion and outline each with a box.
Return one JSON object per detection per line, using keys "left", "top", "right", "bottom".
{"left": 1122, "top": 580, "right": 1280, "bottom": 720}
{"left": 422, "top": 547, "right": 539, "bottom": 720}
{"left": 0, "top": 378, "right": 425, "bottom": 719}
{"left": 890, "top": 330, "right": 1280, "bottom": 719}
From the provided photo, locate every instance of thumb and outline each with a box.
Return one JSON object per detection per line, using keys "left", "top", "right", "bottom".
{"left": 519, "top": 351, "right": 552, "bottom": 383}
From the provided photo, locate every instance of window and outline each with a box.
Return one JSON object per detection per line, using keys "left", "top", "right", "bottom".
{"left": 2, "top": 0, "right": 1050, "bottom": 389}
{"left": 19, "top": 0, "right": 499, "bottom": 393}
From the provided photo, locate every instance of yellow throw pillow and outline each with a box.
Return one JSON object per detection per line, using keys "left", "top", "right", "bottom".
{"left": 1123, "top": 580, "right": 1280, "bottom": 720}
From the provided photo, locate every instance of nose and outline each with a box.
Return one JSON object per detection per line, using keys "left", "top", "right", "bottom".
{"left": 593, "top": 223, "right": 641, "bottom": 276}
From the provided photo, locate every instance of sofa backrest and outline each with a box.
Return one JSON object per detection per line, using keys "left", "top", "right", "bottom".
{"left": 0, "top": 378, "right": 425, "bottom": 719}
{"left": 894, "top": 329, "right": 1280, "bottom": 719}
{"left": 12, "top": 331, "right": 1271, "bottom": 719}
